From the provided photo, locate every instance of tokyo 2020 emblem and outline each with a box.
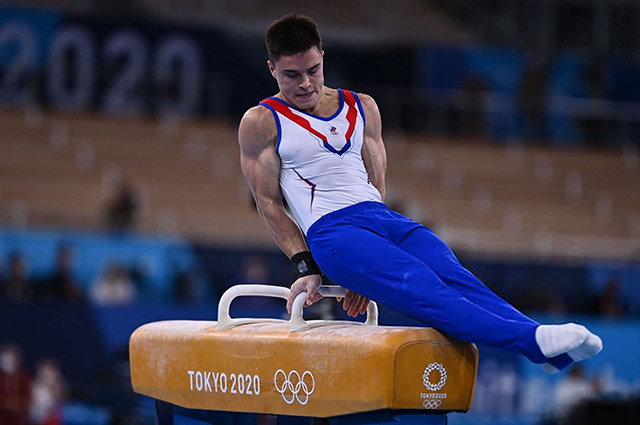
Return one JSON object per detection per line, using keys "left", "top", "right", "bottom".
{"left": 423, "top": 362, "right": 447, "bottom": 392}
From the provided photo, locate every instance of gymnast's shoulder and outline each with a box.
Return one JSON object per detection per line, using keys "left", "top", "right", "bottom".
{"left": 238, "top": 104, "right": 278, "bottom": 150}
{"left": 353, "top": 92, "right": 382, "bottom": 128}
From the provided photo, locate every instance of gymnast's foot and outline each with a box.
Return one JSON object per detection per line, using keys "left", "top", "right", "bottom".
{"left": 536, "top": 324, "right": 603, "bottom": 374}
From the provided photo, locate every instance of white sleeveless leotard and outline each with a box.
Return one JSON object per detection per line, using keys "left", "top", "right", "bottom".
{"left": 259, "top": 89, "right": 382, "bottom": 234}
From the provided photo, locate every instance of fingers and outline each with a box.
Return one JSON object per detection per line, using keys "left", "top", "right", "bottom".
{"left": 306, "top": 291, "right": 323, "bottom": 307}
{"left": 342, "top": 290, "right": 369, "bottom": 317}
{"left": 348, "top": 295, "right": 366, "bottom": 317}
{"left": 342, "top": 290, "right": 353, "bottom": 312}
{"left": 356, "top": 297, "right": 369, "bottom": 317}
{"left": 286, "top": 285, "right": 302, "bottom": 314}
{"left": 290, "top": 283, "right": 370, "bottom": 318}
{"left": 287, "top": 275, "right": 323, "bottom": 314}
{"left": 286, "top": 280, "right": 303, "bottom": 314}
{"left": 360, "top": 298, "right": 370, "bottom": 314}
{"left": 304, "top": 274, "right": 323, "bottom": 306}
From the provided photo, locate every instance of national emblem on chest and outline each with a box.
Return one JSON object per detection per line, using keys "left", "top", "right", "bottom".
{"left": 310, "top": 117, "right": 356, "bottom": 158}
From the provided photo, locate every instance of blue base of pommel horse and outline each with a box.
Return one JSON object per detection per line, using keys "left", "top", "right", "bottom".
{"left": 155, "top": 399, "right": 448, "bottom": 424}
{"left": 130, "top": 285, "right": 478, "bottom": 425}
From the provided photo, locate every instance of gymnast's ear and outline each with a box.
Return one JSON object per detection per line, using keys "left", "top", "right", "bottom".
{"left": 267, "top": 60, "right": 277, "bottom": 79}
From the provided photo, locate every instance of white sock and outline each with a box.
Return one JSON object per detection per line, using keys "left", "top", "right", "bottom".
{"left": 567, "top": 332, "right": 603, "bottom": 361}
{"left": 535, "top": 323, "right": 589, "bottom": 358}
{"left": 537, "top": 324, "right": 603, "bottom": 374}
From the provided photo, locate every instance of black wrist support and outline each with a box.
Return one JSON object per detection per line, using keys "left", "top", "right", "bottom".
{"left": 291, "top": 251, "right": 322, "bottom": 278}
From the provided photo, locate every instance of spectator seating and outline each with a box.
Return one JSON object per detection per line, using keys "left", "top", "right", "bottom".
{"left": 384, "top": 134, "right": 640, "bottom": 259}
{"left": 1, "top": 108, "right": 638, "bottom": 259}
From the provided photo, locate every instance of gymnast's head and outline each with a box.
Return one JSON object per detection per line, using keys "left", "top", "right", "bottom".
{"left": 265, "top": 14, "right": 325, "bottom": 110}
{"left": 266, "top": 14, "right": 322, "bottom": 63}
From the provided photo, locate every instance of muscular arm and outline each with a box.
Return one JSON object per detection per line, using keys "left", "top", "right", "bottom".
{"left": 238, "top": 106, "right": 308, "bottom": 258}
{"left": 239, "top": 106, "right": 323, "bottom": 312}
{"left": 359, "top": 94, "right": 387, "bottom": 202}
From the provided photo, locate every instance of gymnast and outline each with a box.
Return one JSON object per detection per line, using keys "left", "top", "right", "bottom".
{"left": 237, "top": 13, "right": 602, "bottom": 374}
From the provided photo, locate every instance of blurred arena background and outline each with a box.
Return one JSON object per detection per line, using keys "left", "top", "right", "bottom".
{"left": 1, "top": 0, "right": 639, "bottom": 424}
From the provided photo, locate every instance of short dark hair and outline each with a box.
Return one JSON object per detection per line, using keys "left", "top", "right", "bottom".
{"left": 265, "top": 14, "right": 322, "bottom": 62}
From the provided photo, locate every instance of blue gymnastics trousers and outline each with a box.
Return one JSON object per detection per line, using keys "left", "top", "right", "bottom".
{"left": 307, "top": 201, "right": 571, "bottom": 368}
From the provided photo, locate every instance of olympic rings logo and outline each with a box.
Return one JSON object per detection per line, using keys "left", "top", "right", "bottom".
{"left": 423, "top": 362, "right": 447, "bottom": 391}
{"left": 274, "top": 369, "right": 315, "bottom": 405}
{"left": 423, "top": 399, "right": 442, "bottom": 409}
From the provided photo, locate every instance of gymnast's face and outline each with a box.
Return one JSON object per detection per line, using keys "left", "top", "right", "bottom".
{"left": 268, "top": 47, "right": 325, "bottom": 111}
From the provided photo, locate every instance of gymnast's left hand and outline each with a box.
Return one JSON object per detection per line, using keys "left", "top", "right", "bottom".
{"left": 287, "top": 274, "right": 323, "bottom": 315}
{"left": 337, "top": 290, "right": 370, "bottom": 318}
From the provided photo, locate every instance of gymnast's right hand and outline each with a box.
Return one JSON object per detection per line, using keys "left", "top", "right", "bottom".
{"left": 287, "top": 274, "right": 323, "bottom": 314}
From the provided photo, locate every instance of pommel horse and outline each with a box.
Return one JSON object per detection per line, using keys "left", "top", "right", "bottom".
{"left": 130, "top": 285, "right": 479, "bottom": 424}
